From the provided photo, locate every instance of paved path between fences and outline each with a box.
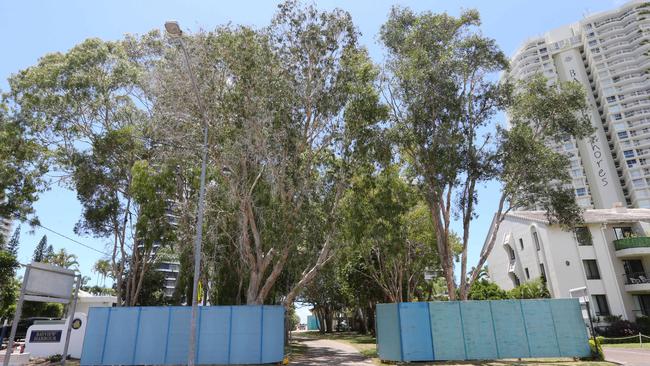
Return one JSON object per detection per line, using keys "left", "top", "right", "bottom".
{"left": 604, "top": 347, "right": 650, "bottom": 366}
{"left": 291, "top": 339, "right": 375, "bottom": 366}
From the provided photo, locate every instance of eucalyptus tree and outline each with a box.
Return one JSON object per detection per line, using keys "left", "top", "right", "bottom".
{"left": 380, "top": 8, "right": 592, "bottom": 299}
{"left": 0, "top": 102, "right": 48, "bottom": 242}
{"left": 7, "top": 34, "right": 172, "bottom": 305}
{"left": 152, "top": 1, "right": 385, "bottom": 306}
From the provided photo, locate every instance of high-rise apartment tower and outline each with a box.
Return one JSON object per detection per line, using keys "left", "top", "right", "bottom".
{"left": 508, "top": 0, "right": 650, "bottom": 209}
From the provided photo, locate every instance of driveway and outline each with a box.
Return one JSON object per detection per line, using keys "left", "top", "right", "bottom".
{"left": 291, "top": 338, "right": 374, "bottom": 366}
{"left": 604, "top": 347, "right": 650, "bottom": 366}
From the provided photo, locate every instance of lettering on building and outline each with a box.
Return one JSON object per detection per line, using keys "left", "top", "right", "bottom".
{"left": 29, "top": 330, "right": 62, "bottom": 343}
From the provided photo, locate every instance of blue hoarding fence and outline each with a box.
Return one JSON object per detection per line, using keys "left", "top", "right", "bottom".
{"left": 307, "top": 315, "right": 320, "bottom": 331}
{"left": 376, "top": 299, "right": 591, "bottom": 362}
{"left": 81, "top": 305, "right": 284, "bottom": 365}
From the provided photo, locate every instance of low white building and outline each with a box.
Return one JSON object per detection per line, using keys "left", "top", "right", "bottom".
{"left": 485, "top": 205, "right": 650, "bottom": 322}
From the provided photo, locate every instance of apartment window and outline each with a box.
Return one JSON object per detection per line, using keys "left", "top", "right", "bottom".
{"left": 624, "top": 150, "right": 635, "bottom": 158}
{"left": 506, "top": 245, "right": 516, "bottom": 260}
{"left": 519, "top": 238, "right": 524, "bottom": 250}
{"left": 606, "top": 96, "right": 617, "bottom": 103}
{"left": 540, "top": 263, "right": 546, "bottom": 279}
{"left": 576, "top": 187, "right": 587, "bottom": 196}
{"left": 532, "top": 231, "right": 541, "bottom": 251}
{"left": 514, "top": 275, "right": 521, "bottom": 287}
{"left": 525, "top": 268, "right": 530, "bottom": 280}
{"left": 583, "top": 260, "right": 601, "bottom": 280}
{"left": 627, "top": 159, "right": 638, "bottom": 168}
{"left": 593, "top": 295, "right": 611, "bottom": 316}
{"left": 575, "top": 227, "right": 593, "bottom": 246}
{"left": 614, "top": 226, "right": 633, "bottom": 240}
{"left": 618, "top": 131, "right": 629, "bottom": 139}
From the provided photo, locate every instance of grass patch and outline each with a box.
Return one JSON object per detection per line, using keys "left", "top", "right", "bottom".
{"left": 296, "top": 332, "right": 615, "bottom": 366}
{"left": 602, "top": 342, "right": 649, "bottom": 349}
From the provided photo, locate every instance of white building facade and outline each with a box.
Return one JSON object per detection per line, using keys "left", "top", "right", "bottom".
{"left": 485, "top": 207, "right": 650, "bottom": 322}
{"left": 508, "top": 0, "right": 650, "bottom": 209}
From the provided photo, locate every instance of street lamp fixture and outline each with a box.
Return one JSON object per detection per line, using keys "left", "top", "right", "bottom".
{"left": 165, "top": 20, "right": 206, "bottom": 366}
{"left": 164, "top": 21, "right": 182, "bottom": 37}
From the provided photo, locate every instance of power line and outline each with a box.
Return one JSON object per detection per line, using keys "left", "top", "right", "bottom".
{"left": 33, "top": 222, "right": 110, "bottom": 256}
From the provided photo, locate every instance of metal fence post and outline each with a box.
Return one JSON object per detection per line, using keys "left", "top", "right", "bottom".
{"left": 61, "top": 274, "right": 81, "bottom": 365}
{"left": 3, "top": 266, "right": 30, "bottom": 366}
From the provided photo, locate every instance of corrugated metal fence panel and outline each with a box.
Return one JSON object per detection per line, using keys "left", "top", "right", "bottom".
{"left": 398, "top": 302, "right": 434, "bottom": 361}
{"left": 460, "top": 301, "right": 498, "bottom": 360}
{"left": 375, "top": 303, "right": 401, "bottom": 361}
{"left": 80, "top": 305, "right": 284, "bottom": 365}
{"left": 490, "top": 300, "right": 530, "bottom": 359}
{"left": 429, "top": 302, "right": 465, "bottom": 360}
{"left": 376, "top": 299, "right": 590, "bottom": 362}
{"left": 550, "top": 299, "right": 591, "bottom": 357}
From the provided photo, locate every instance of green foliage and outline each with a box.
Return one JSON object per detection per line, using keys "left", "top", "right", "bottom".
{"left": 43, "top": 248, "right": 79, "bottom": 269}
{"left": 0, "top": 103, "right": 48, "bottom": 235}
{"left": 21, "top": 301, "right": 63, "bottom": 319}
{"left": 467, "top": 279, "right": 509, "bottom": 300}
{"left": 0, "top": 251, "right": 20, "bottom": 319}
{"left": 6, "top": 226, "right": 20, "bottom": 256}
{"left": 508, "top": 278, "right": 550, "bottom": 299}
{"left": 588, "top": 338, "right": 604, "bottom": 361}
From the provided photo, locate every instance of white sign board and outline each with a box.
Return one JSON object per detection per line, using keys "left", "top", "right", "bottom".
{"left": 24, "top": 262, "right": 75, "bottom": 299}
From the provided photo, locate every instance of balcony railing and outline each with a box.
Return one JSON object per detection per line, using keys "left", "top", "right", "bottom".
{"left": 613, "top": 236, "right": 650, "bottom": 250}
{"left": 623, "top": 272, "right": 650, "bottom": 285}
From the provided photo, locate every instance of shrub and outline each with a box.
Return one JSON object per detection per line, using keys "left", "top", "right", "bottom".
{"left": 588, "top": 339, "right": 603, "bottom": 360}
{"left": 636, "top": 316, "right": 650, "bottom": 334}
{"left": 47, "top": 354, "right": 62, "bottom": 363}
{"left": 598, "top": 315, "right": 638, "bottom": 337}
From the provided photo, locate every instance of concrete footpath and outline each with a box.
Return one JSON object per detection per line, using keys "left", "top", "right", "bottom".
{"left": 604, "top": 347, "right": 650, "bottom": 366}
{"left": 291, "top": 338, "right": 374, "bottom": 366}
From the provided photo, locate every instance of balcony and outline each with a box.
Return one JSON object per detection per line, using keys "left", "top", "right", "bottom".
{"left": 614, "top": 236, "right": 650, "bottom": 257}
{"left": 623, "top": 272, "right": 650, "bottom": 293}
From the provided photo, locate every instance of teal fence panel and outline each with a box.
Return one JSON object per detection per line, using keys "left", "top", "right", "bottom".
{"left": 429, "top": 302, "right": 465, "bottom": 360}
{"left": 80, "top": 305, "right": 284, "bottom": 365}
{"left": 522, "top": 300, "right": 562, "bottom": 357}
{"left": 551, "top": 299, "right": 591, "bottom": 357}
{"left": 376, "top": 303, "right": 402, "bottom": 361}
{"left": 460, "top": 301, "right": 498, "bottom": 360}
{"left": 490, "top": 300, "right": 530, "bottom": 359}
{"left": 376, "top": 299, "right": 590, "bottom": 362}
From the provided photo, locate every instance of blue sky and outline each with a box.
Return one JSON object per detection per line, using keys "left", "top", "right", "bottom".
{"left": 1, "top": 0, "right": 621, "bottom": 319}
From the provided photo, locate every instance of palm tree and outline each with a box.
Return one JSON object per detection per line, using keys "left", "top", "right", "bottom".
{"left": 92, "top": 259, "right": 111, "bottom": 287}
{"left": 44, "top": 248, "right": 79, "bottom": 270}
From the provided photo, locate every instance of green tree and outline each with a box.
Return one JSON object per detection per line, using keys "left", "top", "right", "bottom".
{"left": 380, "top": 7, "right": 592, "bottom": 299}
{"left": 32, "top": 235, "right": 47, "bottom": 262}
{"left": 6, "top": 226, "right": 20, "bottom": 256}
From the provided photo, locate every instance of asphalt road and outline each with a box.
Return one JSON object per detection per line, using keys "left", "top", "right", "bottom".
{"left": 291, "top": 339, "right": 374, "bottom": 366}
{"left": 604, "top": 347, "right": 650, "bottom": 366}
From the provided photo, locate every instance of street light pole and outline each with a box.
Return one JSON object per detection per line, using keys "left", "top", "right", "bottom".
{"left": 165, "top": 21, "right": 208, "bottom": 366}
